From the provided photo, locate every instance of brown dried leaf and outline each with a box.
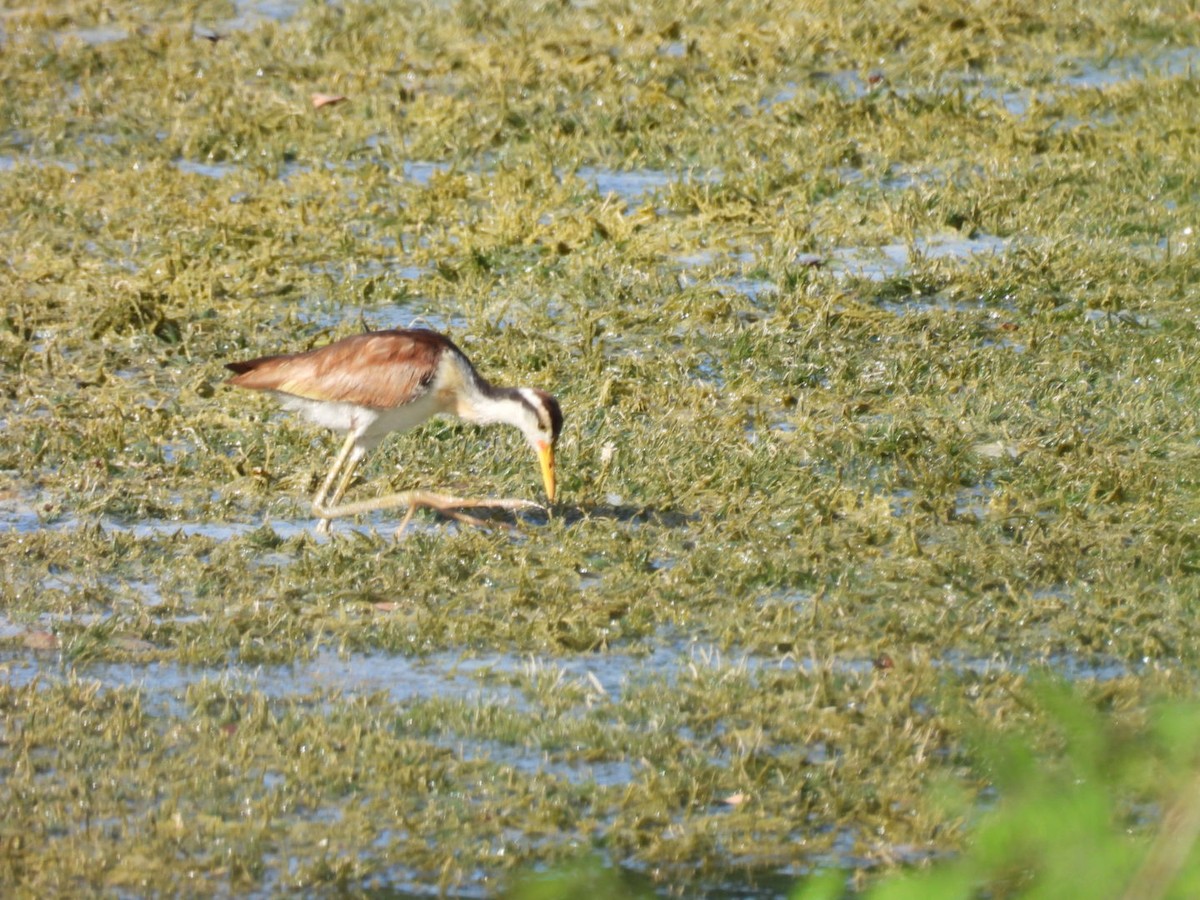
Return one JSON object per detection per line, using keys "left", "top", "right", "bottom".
{"left": 23, "top": 630, "right": 59, "bottom": 651}
{"left": 311, "top": 93, "right": 348, "bottom": 109}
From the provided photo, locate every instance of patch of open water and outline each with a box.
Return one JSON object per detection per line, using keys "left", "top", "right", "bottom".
{"left": 173, "top": 158, "right": 239, "bottom": 180}
{"left": 0, "top": 490, "right": 546, "bottom": 544}
{"left": 16, "top": 626, "right": 1102, "bottom": 717}
{"left": 397, "top": 159, "right": 454, "bottom": 186}
{"left": 875, "top": 293, "right": 990, "bottom": 317}
{"left": 571, "top": 166, "right": 716, "bottom": 204}
{"left": 974, "top": 46, "right": 1200, "bottom": 116}
{"left": 0, "top": 154, "right": 78, "bottom": 174}
{"left": 0, "top": 642, "right": 704, "bottom": 793}
{"left": 769, "top": 47, "right": 1200, "bottom": 118}
{"left": 222, "top": 0, "right": 304, "bottom": 32}
{"left": 0, "top": 0, "right": 302, "bottom": 47}
{"left": 830, "top": 232, "right": 1009, "bottom": 281}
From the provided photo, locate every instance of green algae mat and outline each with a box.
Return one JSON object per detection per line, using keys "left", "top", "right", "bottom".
{"left": 2, "top": 0, "right": 1200, "bottom": 895}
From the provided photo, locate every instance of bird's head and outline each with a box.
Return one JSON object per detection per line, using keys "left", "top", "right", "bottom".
{"left": 467, "top": 384, "right": 563, "bottom": 502}
{"left": 512, "top": 388, "right": 562, "bottom": 502}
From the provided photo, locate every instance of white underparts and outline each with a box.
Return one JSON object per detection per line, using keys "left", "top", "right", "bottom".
{"left": 273, "top": 390, "right": 449, "bottom": 451}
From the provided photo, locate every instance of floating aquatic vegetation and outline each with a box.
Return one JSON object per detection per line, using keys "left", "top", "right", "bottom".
{"left": 2, "top": 0, "right": 1200, "bottom": 894}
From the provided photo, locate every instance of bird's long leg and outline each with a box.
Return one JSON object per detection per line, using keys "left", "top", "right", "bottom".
{"left": 314, "top": 489, "right": 544, "bottom": 538}
{"left": 310, "top": 432, "right": 541, "bottom": 537}
{"left": 311, "top": 432, "right": 364, "bottom": 535}
{"left": 326, "top": 446, "right": 366, "bottom": 509}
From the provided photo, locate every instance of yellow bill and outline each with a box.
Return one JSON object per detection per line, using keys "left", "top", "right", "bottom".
{"left": 536, "top": 441, "right": 556, "bottom": 503}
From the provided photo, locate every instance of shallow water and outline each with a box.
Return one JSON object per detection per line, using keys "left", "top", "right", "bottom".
{"left": 1, "top": 4, "right": 1195, "bottom": 894}
{"left": 572, "top": 166, "right": 715, "bottom": 204}
{"left": 830, "top": 233, "right": 1009, "bottom": 281}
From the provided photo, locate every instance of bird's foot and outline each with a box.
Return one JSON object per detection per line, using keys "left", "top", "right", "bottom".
{"left": 393, "top": 493, "right": 543, "bottom": 538}
{"left": 313, "top": 490, "right": 544, "bottom": 539}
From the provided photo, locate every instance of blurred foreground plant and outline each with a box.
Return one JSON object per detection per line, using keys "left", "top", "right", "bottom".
{"left": 509, "top": 677, "right": 1200, "bottom": 900}
{"left": 799, "top": 677, "right": 1200, "bottom": 900}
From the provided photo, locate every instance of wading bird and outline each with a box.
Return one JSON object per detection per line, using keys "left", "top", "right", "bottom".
{"left": 225, "top": 328, "right": 562, "bottom": 535}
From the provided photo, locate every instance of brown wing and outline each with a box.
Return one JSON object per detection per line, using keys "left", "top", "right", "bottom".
{"left": 225, "top": 329, "right": 449, "bottom": 410}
